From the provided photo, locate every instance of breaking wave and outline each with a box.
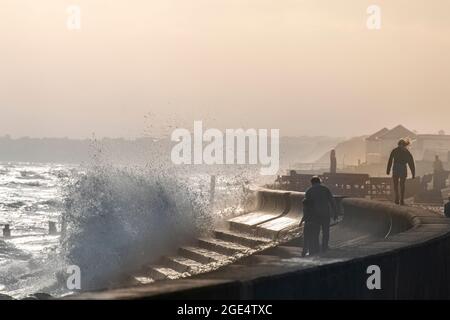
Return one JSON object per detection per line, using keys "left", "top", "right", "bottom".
{"left": 60, "top": 165, "right": 214, "bottom": 291}
{"left": 18, "top": 171, "right": 47, "bottom": 180}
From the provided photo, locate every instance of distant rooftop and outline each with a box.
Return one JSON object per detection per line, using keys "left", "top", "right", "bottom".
{"left": 366, "top": 127, "right": 389, "bottom": 141}
{"left": 367, "top": 125, "right": 417, "bottom": 141}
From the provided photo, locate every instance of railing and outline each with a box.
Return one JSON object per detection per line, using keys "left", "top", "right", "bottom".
{"left": 273, "top": 172, "right": 421, "bottom": 200}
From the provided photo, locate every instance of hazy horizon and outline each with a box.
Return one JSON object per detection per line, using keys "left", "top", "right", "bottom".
{"left": 2, "top": 0, "right": 450, "bottom": 139}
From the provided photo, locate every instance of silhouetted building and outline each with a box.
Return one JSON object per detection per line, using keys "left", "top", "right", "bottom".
{"left": 366, "top": 125, "right": 450, "bottom": 164}
{"left": 415, "top": 134, "right": 450, "bottom": 162}
{"left": 366, "top": 125, "right": 416, "bottom": 164}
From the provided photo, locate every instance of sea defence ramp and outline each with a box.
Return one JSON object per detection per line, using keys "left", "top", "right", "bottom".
{"left": 73, "top": 188, "right": 450, "bottom": 299}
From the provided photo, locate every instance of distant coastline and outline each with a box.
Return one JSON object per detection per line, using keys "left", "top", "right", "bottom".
{"left": 0, "top": 135, "right": 345, "bottom": 166}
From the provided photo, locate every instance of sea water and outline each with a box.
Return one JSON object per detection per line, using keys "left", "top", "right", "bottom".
{"left": 0, "top": 162, "right": 254, "bottom": 299}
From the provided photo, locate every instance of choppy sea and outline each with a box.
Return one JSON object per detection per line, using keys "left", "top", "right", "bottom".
{"left": 0, "top": 161, "right": 253, "bottom": 299}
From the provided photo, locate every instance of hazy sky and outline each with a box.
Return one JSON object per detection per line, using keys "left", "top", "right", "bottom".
{"left": 1, "top": 0, "right": 449, "bottom": 138}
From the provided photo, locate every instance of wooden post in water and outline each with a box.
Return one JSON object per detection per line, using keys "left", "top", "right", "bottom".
{"left": 210, "top": 175, "right": 216, "bottom": 208}
{"left": 48, "top": 221, "right": 57, "bottom": 235}
{"left": 3, "top": 224, "right": 11, "bottom": 238}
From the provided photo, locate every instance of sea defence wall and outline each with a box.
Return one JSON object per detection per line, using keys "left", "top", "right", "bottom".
{"left": 73, "top": 190, "right": 450, "bottom": 300}
{"left": 228, "top": 189, "right": 304, "bottom": 238}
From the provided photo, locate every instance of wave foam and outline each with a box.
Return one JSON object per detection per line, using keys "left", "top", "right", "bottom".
{"left": 60, "top": 165, "right": 213, "bottom": 291}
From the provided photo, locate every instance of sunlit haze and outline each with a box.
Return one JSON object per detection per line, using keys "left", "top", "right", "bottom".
{"left": 1, "top": 0, "right": 449, "bottom": 138}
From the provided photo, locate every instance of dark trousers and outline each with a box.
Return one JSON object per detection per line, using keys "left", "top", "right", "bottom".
{"left": 393, "top": 175, "right": 406, "bottom": 204}
{"left": 316, "top": 215, "right": 330, "bottom": 251}
{"left": 303, "top": 221, "right": 320, "bottom": 256}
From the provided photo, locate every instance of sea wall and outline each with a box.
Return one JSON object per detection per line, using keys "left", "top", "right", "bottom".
{"left": 239, "top": 199, "right": 450, "bottom": 299}
{"left": 73, "top": 196, "right": 450, "bottom": 300}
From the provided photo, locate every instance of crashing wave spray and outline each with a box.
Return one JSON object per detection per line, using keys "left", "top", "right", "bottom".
{"left": 60, "top": 164, "right": 213, "bottom": 291}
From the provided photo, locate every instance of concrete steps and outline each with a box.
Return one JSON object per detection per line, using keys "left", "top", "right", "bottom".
{"left": 131, "top": 217, "right": 301, "bottom": 283}
{"left": 130, "top": 228, "right": 276, "bottom": 283}
{"left": 133, "top": 276, "right": 154, "bottom": 284}
{"left": 178, "top": 246, "right": 229, "bottom": 264}
{"left": 130, "top": 190, "right": 305, "bottom": 283}
{"left": 149, "top": 266, "right": 183, "bottom": 281}
{"left": 198, "top": 238, "right": 252, "bottom": 255}
{"left": 214, "top": 230, "right": 272, "bottom": 248}
{"left": 163, "top": 256, "right": 203, "bottom": 273}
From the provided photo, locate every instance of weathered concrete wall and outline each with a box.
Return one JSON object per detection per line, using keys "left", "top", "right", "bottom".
{"left": 73, "top": 198, "right": 450, "bottom": 300}
{"left": 238, "top": 199, "right": 450, "bottom": 299}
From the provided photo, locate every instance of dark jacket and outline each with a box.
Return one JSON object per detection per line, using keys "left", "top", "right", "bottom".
{"left": 387, "top": 147, "right": 415, "bottom": 178}
{"left": 302, "top": 198, "right": 315, "bottom": 223}
{"left": 304, "top": 183, "right": 337, "bottom": 218}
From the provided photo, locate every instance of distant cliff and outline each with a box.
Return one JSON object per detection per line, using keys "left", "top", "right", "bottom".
{"left": 314, "top": 136, "right": 367, "bottom": 167}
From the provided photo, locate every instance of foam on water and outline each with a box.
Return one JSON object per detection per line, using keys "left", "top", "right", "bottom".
{"left": 0, "top": 163, "right": 70, "bottom": 298}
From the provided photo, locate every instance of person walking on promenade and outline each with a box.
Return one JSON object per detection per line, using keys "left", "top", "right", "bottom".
{"left": 386, "top": 138, "right": 416, "bottom": 205}
{"left": 304, "top": 176, "right": 337, "bottom": 252}
{"left": 445, "top": 196, "right": 450, "bottom": 218}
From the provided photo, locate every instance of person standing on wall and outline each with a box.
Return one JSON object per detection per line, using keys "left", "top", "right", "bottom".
{"left": 330, "top": 149, "right": 337, "bottom": 174}
{"left": 444, "top": 196, "right": 450, "bottom": 218}
{"left": 386, "top": 138, "right": 416, "bottom": 205}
